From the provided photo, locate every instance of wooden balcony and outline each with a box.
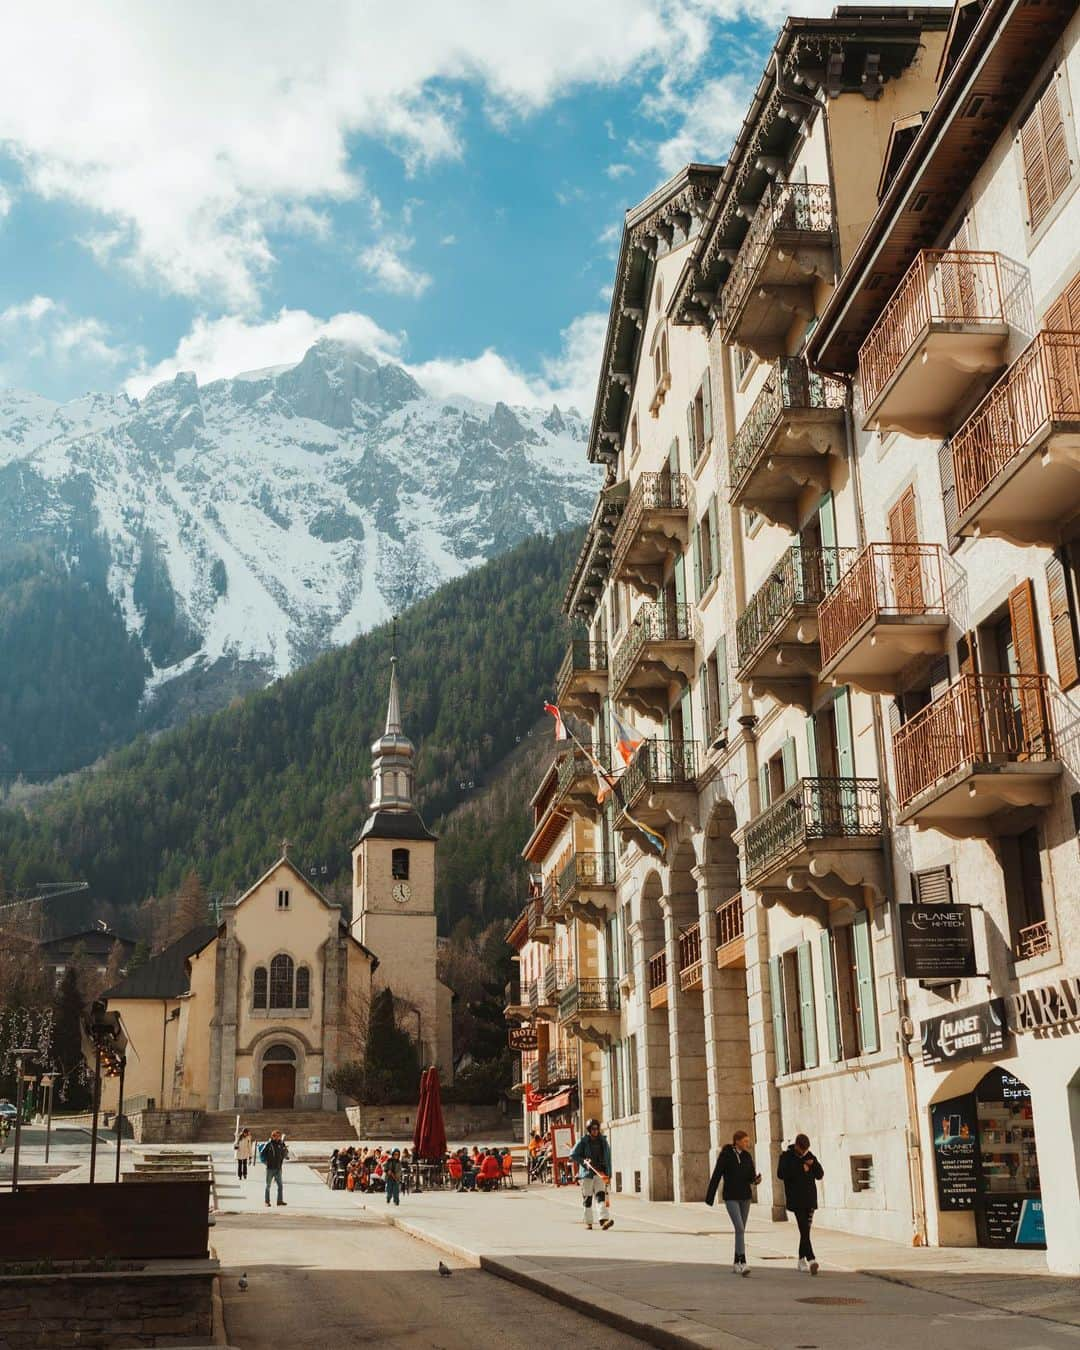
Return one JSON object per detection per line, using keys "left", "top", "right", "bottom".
{"left": 610, "top": 472, "right": 691, "bottom": 595}
{"left": 715, "top": 893, "right": 745, "bottom": 970}
{"left": 1015, "top": 919, "right": 1053, "bottom": 962}
{"left": 859, "top": 250, "right": 1009, "bottom": 437}
{"left": 611, "top": 602, "right": 698, "bottom": 721}
{"left": 818, "top": 543, "right": 953, "bottom": 693}
{"left": 555, "top": 638, "right": 609, "bottom": 714}
{"left": 678, "top": 923, "right": 703, "bottom": 993}
{"left": 526, "top": 894, "right": 554, "bottom": 945}
{"left": 647, "top": 949, "right": 668, "bottom": 1009}
{"left": 614, "top": 739, "right": 699, "bottom": 847}
{"left": 545, "top": 1051, "right": 577, "bottom": 1087}
{"left": 558, "top": 850, "right": 616, "bottom": 928}
{"left": 736, "top": 546, "right": 841, "bottom": 710}
{"left": 744, "top": 777, "right": 885, "bottom": 911}
{"left": 951, "top": 331, "right": 1080, "bottom": 545}
{"left": 558, "top": 977, "right": 621, "bottom": 1047}
{"left": 893, "top": 674, "right": 1062, "bottom": 837}
{"left": 728, "top": 359, "right": 848, "bottom": 530}
{"left": 719, "top": 183, "right": 834, "bottom": 359}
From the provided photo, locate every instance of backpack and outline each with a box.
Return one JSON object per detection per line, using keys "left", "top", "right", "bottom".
{"left": 257, "top": 1141, "right": 269, "bottom": 1164}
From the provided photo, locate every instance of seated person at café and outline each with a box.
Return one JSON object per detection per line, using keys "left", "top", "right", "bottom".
{"left": 478, "top": 1149, "right": 503, "bottom": 1191}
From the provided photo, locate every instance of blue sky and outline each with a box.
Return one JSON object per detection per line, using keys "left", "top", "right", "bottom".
{"left": 0, "top": 1, "right": 914, "bottom": 411}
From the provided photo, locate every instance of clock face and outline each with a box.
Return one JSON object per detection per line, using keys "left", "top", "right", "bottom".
{"left": 392, "top": 881, "right": 412, "bottom": 905}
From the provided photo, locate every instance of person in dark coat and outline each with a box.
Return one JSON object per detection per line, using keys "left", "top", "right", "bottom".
{"left": 705, "top": 1130, "right": 761, "bottom": 1274}
{"left": 777, "top": 1133, "right": 824, "bottom": 1273}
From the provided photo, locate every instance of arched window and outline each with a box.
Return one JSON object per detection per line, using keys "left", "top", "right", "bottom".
{"left": 264, "top": 1043, "right": 295, "bottom": 1062}
{"left": 295, "top": 966, "right": 310, "bottom": 1010}
{"left": 392, "top": 848, "right": 410, "bottom": 880}
{"left": 269, "top": 954, "right": 294, "bottom": 1009}
{"left": 253, "top": 966, "right": 268, "bottom": 1010}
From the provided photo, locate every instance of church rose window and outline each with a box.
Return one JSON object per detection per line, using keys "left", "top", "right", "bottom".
{"left": 295, "top": 966, "right": 310, "bottom": 1010}
{"left": 392, "top": 848, "right": 410, "bottom": 880}
{"left": 270, "top": 954, "right": 295, "bottom": 1008}
{"left": 253, "top": 966, "right": 268, "bottom": 1010}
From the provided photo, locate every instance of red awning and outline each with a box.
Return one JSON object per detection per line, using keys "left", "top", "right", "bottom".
{"left": 537, "top": 1089, "right": 573, "bottom": 1116}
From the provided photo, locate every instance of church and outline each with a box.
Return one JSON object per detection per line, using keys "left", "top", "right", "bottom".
{"left": 101, "top": 659, "right": 454, "bottom": 1115}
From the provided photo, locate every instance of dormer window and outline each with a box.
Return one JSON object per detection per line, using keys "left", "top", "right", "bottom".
{"left": 277, "top": 889, "right": 290, "bottom": 910}
{"left": 392, "top": 848, "right": 410, "bottom": 880}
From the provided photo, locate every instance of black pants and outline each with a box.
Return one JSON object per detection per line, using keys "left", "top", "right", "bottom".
{"left": 793, "top": 1208, "right": 815, "bottom": 1260}
{"left": 237, "top": 1158, "right": 248, "bottom": 1180}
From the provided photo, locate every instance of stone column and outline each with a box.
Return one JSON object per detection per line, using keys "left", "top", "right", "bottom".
{"left": 217, "top": 926, "right": 240, "bottom": 1111}
{"left": 743, "top": 891, "right": 784, "bottom": 1216}
{"left": 320, "top": 930, "right": 341, "bottom": 1112}
{"left": 630, "top": 916, "right": 674, "bottom": 1201}
{"left": 662, "top": 897, "right": 711, "bottom": 1203}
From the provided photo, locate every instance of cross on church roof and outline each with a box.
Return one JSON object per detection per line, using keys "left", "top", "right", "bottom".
{"left": 280, "top": 838, "right": 291, "bottom": 858}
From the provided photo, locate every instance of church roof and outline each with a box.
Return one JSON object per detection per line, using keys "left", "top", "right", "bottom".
{"left": 103, "top": 925, "right": 218, "bottom": 1001}
{"left": 230, "top": 854, "right": 341, "bottom": 912}
{"left": 356, "top": 808, "right": 437, "bottom": 843}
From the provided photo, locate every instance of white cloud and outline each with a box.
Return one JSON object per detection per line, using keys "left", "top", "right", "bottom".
{"left": 0, "top": 295, "right": 55, "bottom": 324}
{"left": 358, "top": 238, "right": 432, "bottom": 298}
{"left": 0, "top": 295, "right": 132, "bottom": 393}
{"left": 0, "top": 183, "right": 12, "bottom": 220}
{"left": 655, "top": 73, "right": 755, "bottom": 175}
{"left": 605, "top": 163, "right": 633, "bottom": 179}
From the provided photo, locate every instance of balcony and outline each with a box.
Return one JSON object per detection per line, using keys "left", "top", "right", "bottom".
{"left": 715, "top": 894, "right": 745, "bottom": 970}
{"left": 647, "top": 949, "right": 668, "bottom": 1009}
{"left": 719, "top": 182, "right": 834, "bottom": 359}
{"left": 744, "top": 777, "right": 885, "bottom": 911}
{"left": 558, "top": 850, "right": 616, "bottom": 928}
{"left": 556, "top": 638, "right": 609, "bottom": 715}
{"left": 546, "top": 1051, "right": 577, "bottom": 1086}
{"left": 893, "top": 674, "right": 1062, "bottom": 837}
{"left": 555, "top": 743, "right": 608, "bottom": 821}
{"left": 818, "top": 543, "right": 953, "bottom": 693}
{"left": 559, "top": 977, "right": 621, "bottom": 1047}
{"left": 527, "top": 1059, "right": 544, "bottom": 1092}
{"left": 614, "top": 739, "right": 699, "bottom": 847}
{"left": 951, "top": 331, "right": 1080, "bottom": 545}
{"left": 526, "top": 894, "right": 554, "bottom": 945}
{"left": 736, "top": 546, "right": 840, "bottom": 710}
{"left": 678, "top": 923, "right": 703, "bottom": 993}
{"left": 503, "top": 981, "right": 531, "bottom": 1020}
{"left": 859, "top": 250, "right": 1009, "bottom": 437}
{"left": 544, "top": 959, "right": 573, "bottom": 1006}
{"left": 1016, "top": 919, "right": 1053, "bottom": 962}
{"left": 610, "top": 472, "right": 691, "bottom": 596}
{"left": 611, "top": 602, "right": 698, "bottom": 721}
{"left": 728, "top": 359, "right": 848, "bottom": 530}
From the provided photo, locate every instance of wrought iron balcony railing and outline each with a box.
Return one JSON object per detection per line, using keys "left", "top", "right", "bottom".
{"left": 952, "top": 330, "right": 1080, "bottom": 518}
{"left": 715, "top": 894, "right": 744, "bottom": 953}
{"left": 559, "top": 977, "right": 621, "bottom": 1021}
{"left": 720, "top": 183, "right": 833, "bottom": 333}
{"left": 744, "top": 777, "right": 883, "bottom": 884}
{"left": 859, "top": 250, "right": 1006, "bottom": 413}
{"left": 556, "top": 638, "right": 608, "bottom": 695}
{"left": 611, "top": 602, "right": 697, "bottom": 693}
{"left": 737, "top": 545, "right": 846, "bottom": 672}
{"left": 1016, "top": 919, "right": 1053, "bottom": 962}
{"left": 527, "top": 1058, "right": 543, "bottom": 1090}
{"left": 546, "top": 1051, "right": 576, "bottom": 1084}
{"left": 619, "top": 739, "right": 699, "bottom": 807}
{"left": 729, "top": 358, "right": 848, "bottom": 498}
{"left": 556, "top": 742, "right": 608, "bottom": 798}
{"left": 893, "top": 674, "right": 1058, "bottom": 808}
{"left": 544, "top": 959, "right": 573, "bottom": 1003}
{"left": 610, "top": 471, "right": 690, "bottom": 574}
{"left": 818, "top": 543, "right": 949, "bottom": 667}
{"left": 558, "top": 851, "right": 616, "bottom": 900}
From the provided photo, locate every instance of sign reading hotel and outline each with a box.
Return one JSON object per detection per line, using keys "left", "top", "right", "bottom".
{"left": 922, "top": 999, "right": 1009, "bottom": 1066}
{"left": 899, "top": 904, "right": 977, "bottom": 980}
{"left": 508, "top": 1024, "right": 539, "bottom": 1051}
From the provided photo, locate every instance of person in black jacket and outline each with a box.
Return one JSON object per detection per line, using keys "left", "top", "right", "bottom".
{"left": 705, "top": 1130, "right": 761, "bottom": 1274}
{"left": 777, "top": 1133, "right": 823, "bottom": 1273}
{"left": 262, "top": 1129, "right": 289, "bottom": 1208}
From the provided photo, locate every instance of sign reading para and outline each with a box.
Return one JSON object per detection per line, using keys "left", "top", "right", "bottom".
{"left": 899, "top": 904, "right": 977, "bottom": 980}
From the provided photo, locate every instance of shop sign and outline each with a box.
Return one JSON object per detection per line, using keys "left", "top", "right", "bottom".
{"left": 930, "top": 1093, "right": 980, "bottom": 1211}
{"left": 1009, "top": 976, "right": 1080, "bottom": 1033}
{"left": 978, "top": 1195, "right": 1046, "bottom": 1248}
{"left": 899, "top": 904, "right": 977, "bottom": 980}
{"left": 921, "top": 999, "right": 1009, "bottom": 1066}
{"left": 508, "top": 1023, "right": 538, "bottom": 1051}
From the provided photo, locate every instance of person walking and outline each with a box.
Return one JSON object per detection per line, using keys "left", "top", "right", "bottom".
{"left": 705, "top": 1130, "right": 761, "bottom": 1275}
{"left": 234, "top": 1126, "right": 254, "bottom": 1181}
{"left": 777, "top": 1133, "right": 824, "bottom": 1274}
{"left": 261, "top": 1129, "right": 289, "bottom": 1208}
{"left": 570, "top": 1119, "right": 613, "bottom": 1231}
{"left": 385, "top": 1148, "right": 403, "bottom": 1206}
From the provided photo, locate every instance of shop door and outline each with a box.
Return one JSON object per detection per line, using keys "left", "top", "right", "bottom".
{"left": 973, "top": 1067, "right": 1044, "bottom": 1248}
{"left": 262, "top": 1064, "right": 296, "bottom": 1110}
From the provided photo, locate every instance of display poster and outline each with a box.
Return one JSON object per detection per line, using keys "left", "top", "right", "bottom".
{"left": 237, "top": 1077, "right": 251, "bottom": 1094}
{"left": 899, "top": 904, "right": 977, "bottom": 980}
{"left": 549, "top": 1124, "right": 576, "bottom": 1188}
{"left": 977, "top": 1196, "right": 1046, "bottom": 1248}
{"left": 921, "top": 998, "right": 1009, "bottom": 1066}
{"left": 930, "top": 1093, "right": 980, "bottom": 1211}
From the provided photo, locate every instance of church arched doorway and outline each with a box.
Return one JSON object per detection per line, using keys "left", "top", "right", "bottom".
{"left": 262, "top": 1044, "right": 296, "bottom": 1110}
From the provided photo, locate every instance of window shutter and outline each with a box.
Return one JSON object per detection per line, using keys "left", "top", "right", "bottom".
{"left": 1042, "top": 77, "right": 1072, "bottom": 210}
{"left": 805, "top": 713, "right": 819, "bottom": 776}
{"left": 929, "top": 655, "right": 951, "bottom": 700}
{"left": 702, "top": 370, "right": 713, "bottom": 445}
{"left": 700, "top": 661, "right": 712, "bottom": 740}
{"left": 819, "top": 931, "right": 841, "bottom": 1062}
{"left": 715, "top": 635, "right": 729, "bottom": 727}
{"left": 781, "top": 736, "right": 798, "bottom": 790}
{"left": 768, "top": 954, "right": 788, "bottom": 1076}
{"left": 1045, "top": 553, "right": 1080, "bottom": 689}
{"left": 692, "top": 524, "right": 703, "bottom": 600}
{"left": 707, "top": 496, "right": 721, "bottom": 582}
{"left": 1047, "top": 272, "right": 1080, "bottom": 332}
{"left": 797, "top": 940, "right": 818, "bottom": 1069}
{"left": 912, "top": 866, "right": 953, "bottom": 905}
{"left": 852, "top": 911, "right": 879, "bottom": 1054}
{"left": 681, "top": 685, "right": 694, "bottom": 739}
{"left": 674, "top": 552, "right": 687, "bottom": 608}
{"left": 888, "top": 698, "right": 902, "bottom": 737}
{"left": 1008, "top": 578, "right": 1041, "bottom": 675}
{"left": 687, "top": 403, "right": 698, "bottom": 465}
{"left": 758, "top": 761, "right": 771, "bottom": 810}
{"left": 1021, "top": 91, "right": 1053, "bottom": 231}
{"left": 939, "top": 439, "right": 959, "bottom": 538}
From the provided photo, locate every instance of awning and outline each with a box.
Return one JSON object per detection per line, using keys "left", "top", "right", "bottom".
{"left": 537, "top": 1089, "right": 574, "bottom": 1116}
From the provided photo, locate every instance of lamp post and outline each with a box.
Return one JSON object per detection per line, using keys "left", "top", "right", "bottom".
{"left": 84, "top": 1002, "right": 127, "bottom": 1186}
{"left": 113, "top": 1055, "right": 127, "bottom": 1185}
{"left": 40, "top": 1073, "right": 56, "bottom": 1165}
{"left": 10, "top": 1047, "right": 35, "bottom": 1192}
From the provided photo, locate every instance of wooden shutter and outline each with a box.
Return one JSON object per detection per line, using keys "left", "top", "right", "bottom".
{"left": 805, "top": 713, "right": 819, "bottom": 776}
{"left": 781, "top": 736, "right": 798, "bottom": 789}
{"left": 1046, "top": 271, "right": 1080, "bottom": 331}
{"left": 1008, "top": 578, "right": 1042, "bottom": 674}
{"left": 851, "top": 911, "right": 879, "bottom": 1054}
{"left": 1046, "top": 553, "right": 1080, "bottom": 689}
{"left": 768, "top": 955, "right": 788, "bottom": 1077}
{"left": 758, "top": 761, "right": 771, "bottom": 811}
{"left": 692, "top": 524, "right": 703, "bottom": 600}
{"left": 699, "top": 662, "right": 712, "bottom": 740}
{"left": 957, "top": 631, "right": 979, "bottom": 676}
{"left": 686, "top": 403, "right": 698, "bottom": 466}
{"left": 929, "top": 655, "right": 951, "bottom": 700}
{"left": 707, "top": 496, "right": 721, "bottom": 583}
{"left": 674, "top": 552, "right": 687, "bottom": 609}
{"left": 715, "top": 635, "right": 729, "bottom": 728}
{"left": 888, "top": 485, "right": 924, "bottom": 613}
{"left": 912, "top": 866, "right": 953, "bottom": 905}
{"left": 819, "top": 931, "right": 841, "bottom": 1062}
{"left": 702, "top": 370, "right": 713, "bottom": 446}
{"left": 797, "top": 941, "right": 818, "bottom": 1069}
{"left": 939, "top": 439, "right": 959, "bottom": 538}
{"left": 1022, "top": 89, "right": 1053, "bottom": 231}
{"left": 1021, "top": 75, "right": 1073, "bottom": 233}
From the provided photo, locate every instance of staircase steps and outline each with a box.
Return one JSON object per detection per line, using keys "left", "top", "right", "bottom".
{"left": 196, "top": 1109, "right": 355, "bottom": 1142}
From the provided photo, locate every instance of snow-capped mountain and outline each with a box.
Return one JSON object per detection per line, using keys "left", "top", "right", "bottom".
{"left": 0, "top": 339, "right": 596, "bottom": 729}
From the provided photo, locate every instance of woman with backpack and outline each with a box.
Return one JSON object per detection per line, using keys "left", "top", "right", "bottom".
{"left": 705, "top": 1130, "right": 761, "bottom": 1275}
{"left": 234, "top": 1127, "right": 255, "bottom": 1181}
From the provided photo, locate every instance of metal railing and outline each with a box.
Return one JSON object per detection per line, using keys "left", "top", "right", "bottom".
{"left": 558, "top": 851, "right": 616, "bottom": 900}
{"left": 952, "top": 330, "right": 1080, "bottom": 516}
{"left": 678, "top": 923, "right": 702, "bottom": 991}
{"left": 544, "top": 959, "right": 573, "bottom": 1002}
{"left": 559, "top": 977, "right": 621, "bottom": 1021}
{"left": 526, "top": 897, "right": 545, "bottom": 939}
{"left": 611, "top": 602, "right": 697, "bottom": 692}
{"left": 556, "top": 639, "right": 608, "bottom": 699}
{"left": 647, "top": 949, "right": 668, "bottom": 995}
{"left": 737, "top": 545, "right": 846, "bottom": 672}
{"left": 893, "top": 673, "right": 1057, "bottom": 808}
{"left": 527, "top": 1058, "right": 543, "bottom": 1090}
{"left": 818, "top": 543, "right": 949, "bottom": 667}
{"left": 729, "top": 358, "right": 848, "bottom": 497}
{"left": 859, "top": 250, "right": 1006, "bottom": 412}
{"left": 611, "top": 471, "right": 690, "bottom": 574}
{"left": 619, "top": 738, "right": 699, "bottom": 807}
{"left": 556, "top": 743, "right": 608, "bottom": 799}
{"left": 715, "top": 894, "right": 744, "bottom": 953}
{"left": 720, "top": 182, "right": 833, "bottom": 333}
{"left": 1016, "top": 919, "right": 1053, "bottom": 961}
{"left": 744, "top": 777, "right": 883, "bottom": 883}
{"left": 546, "top": 1051, "right": 576, "bottom": 1084}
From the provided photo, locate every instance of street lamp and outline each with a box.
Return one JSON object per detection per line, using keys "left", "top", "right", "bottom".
{"left": 39, "top": 1073, "right": 56, "bottom": 1165}
{"left": 83, "top": 1003, "right": 127, "bottom": 1186}
{"left": 10, "top": 1047, "right": 36, "bottom": 1192}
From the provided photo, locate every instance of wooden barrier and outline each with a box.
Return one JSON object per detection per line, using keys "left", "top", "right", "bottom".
{"left": 3, "top": 1181, "right": 211, "bottom": 1260}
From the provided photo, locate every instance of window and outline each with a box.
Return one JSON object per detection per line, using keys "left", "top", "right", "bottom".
{"left": 911, "top": 866, "right": 953, "bottom": 905}
{"left": 295, "top": 965, "right": 310, "bottom": 1010}
{"left": 771, "top": 943, "right": 818, "bottom": 1076}
{"left": 1045, "top": 550, "right": 1080, "bottom": 690}
{"left": 355, "top": 855, "right": 363, "bottom": 888}
{"left": 686, "top": 369, "right": 713, "bottom": 469}
{"left": 693, "top": 496, "right": 720, "bottom": 598}
{"left": 253, "top": 966, "right": 268, "bottom": 1010}
{"left": 850, "top": 1154, "right": 876, "bottom": 1193}
{"left": 733, "top": 345, "right": 753, "bottom": 384}
{"left": 269, "top": 954, "right": 295, "bottom": 1009}
{"left": 821, "top": 911, "right": 879, "bottom": 1061}
{"left": 625, "top": 1034, "right": 639, "bottom": 1116}
{"left": 1019, "top": 70, "right": 1072, "bottom": 235}
{"left": 703, "top": 637, "right": 728, "bottom": 744}
{"left": 999, "top": 827, "right": 1048, "bottom": 956}
{"left": 392, "top": 848, "right": 410, "bottom": 880}
{"left": 629, "top": 413, "right": 640, "bottom": 464}
{"left": 277, "top": 889, "right": 290, "bottom": 910}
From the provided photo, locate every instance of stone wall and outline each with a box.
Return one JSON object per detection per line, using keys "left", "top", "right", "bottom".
{"left": 0, "top": 1267, "right": 214, "bottom": 1348}
{"left": 129, "top": 1110, "right": 203, "bottom": 1143}
{"left": 346, "top": 1102, "right": 505, "bottom": 1140}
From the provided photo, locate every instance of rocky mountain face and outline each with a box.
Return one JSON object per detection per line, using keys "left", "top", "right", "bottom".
{"left": 0, "top": 340, "right": 595, "bottom": 770}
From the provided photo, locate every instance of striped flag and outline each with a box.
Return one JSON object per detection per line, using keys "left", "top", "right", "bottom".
{"left": 610, "top": 709, "right": 645, "bottom": 766}
{"left": 543, "top": 702, "right": 568, "bottom": 741}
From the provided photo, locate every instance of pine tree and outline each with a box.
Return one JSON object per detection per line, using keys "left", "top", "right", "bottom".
{"left": 363, "top": 988, "right": 421, "bottom": 1104}
{"left": 166, "top": 870, "right": 208, "bottom": 945}
{"left": 102, "top": 939, "right": 127, "bottom": 992}
{"left": 52, "top": 967, "right": 90, "bottom": 1109}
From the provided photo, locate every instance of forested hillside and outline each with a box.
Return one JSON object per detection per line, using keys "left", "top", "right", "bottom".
{"left": 0, "top": 529, "right": 580, "bottom": 929}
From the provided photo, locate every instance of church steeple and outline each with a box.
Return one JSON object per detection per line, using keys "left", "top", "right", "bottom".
{"left": 369, "top": 656, "right": 415, "bottom": 811}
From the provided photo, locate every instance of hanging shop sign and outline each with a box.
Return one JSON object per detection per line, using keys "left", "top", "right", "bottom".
{"left": 508, "top": 1023, "right": 539, "bottom": 1052}
{"left": 899, "top": 904, "right": 977, "bottom": 980}
{"left": 1009, "top": 976, "right": 1080, "bottom": 1034}
{"left": 921, "top": 998, "right": 1009, "bottom": 1067}
{"left": 930, "top": 1093, "right": 980, "bottom": 1211}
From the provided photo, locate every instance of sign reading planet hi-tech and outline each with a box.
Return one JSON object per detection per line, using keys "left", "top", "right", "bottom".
{"left": 922, "top": 998, "right": 1009, "bottom": 1066}
{"left": 899, "top": 903, "right": 977, "bottom": 981}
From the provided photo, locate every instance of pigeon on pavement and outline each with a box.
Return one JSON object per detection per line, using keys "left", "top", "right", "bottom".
{"left": 238, "top": 1273, "right": 248, "bottom": 1292}
{"left": 438, "top": 1262, "right": 452, "bottom": 1278}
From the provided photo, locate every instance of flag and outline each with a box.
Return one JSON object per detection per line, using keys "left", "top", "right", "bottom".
{"left": 543, "top": 702, "right": 568, "bottom": 741}
{"left": 623, "top": 808, "right": 667, "bottom": 860}
{"left": 611, "top": 709, "right": 645, "bottom": 766}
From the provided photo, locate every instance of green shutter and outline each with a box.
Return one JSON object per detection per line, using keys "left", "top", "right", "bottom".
{"left": 818, "top": 489, "right": 839, "bottom": 589}
{"left": 852, "top": 911, "right": 879, "bottom": 1054}
{"left": 687, "top": 403, "right": 698, "bottom": 465}
{"left": 797, "top": 941, "right": 818, "bottom": 1069}
{"left": 781, "top": 736, "right": 798, "bottom": 790}
{"left": 699, "top": 662, "right": 711, "bottom": 738}
{"left": 681, "top": 685, "right": 694, "bottom": 739}
{"left": 833, "top": 688, "right": 855, "bottom": 777}
{"left": 707, "top": 496, "right": 720, "bottom": 582}
{"left": 769, "top": 955, "right": 788, "bottom": 1076}
{"left": 674, "top": 553, "right": 686, "bottom": 608}
{"left": 819, "top": 930, "right": 841, "bottom": 1062}
{"left": 805, "top": 713, "right": 819, "bottom": 776}
{"left": 701, "top": 369, "right": 713, "bottom": 445}
{"left": 692, "top": 524, "right": 703, "bottom": 600}
{"left": 669, "top": 437, "right": 680, "bottom": 477}
{"left": 758, "top": 761, "right": 771, "bottom": 810}
{"left": 715, "top": 635, "right": 729, "bottom": 726}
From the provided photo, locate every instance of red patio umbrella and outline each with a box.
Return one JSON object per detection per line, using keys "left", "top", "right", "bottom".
{"left": 413, "top": 1066, "right": 447, "bottom": 1161}
{"left": 412, "top": 1067, "right": 432, "bottom": 1157}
